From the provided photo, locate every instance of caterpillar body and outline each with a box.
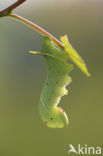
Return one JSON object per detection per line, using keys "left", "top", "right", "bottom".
{"left": 30, "top": 36, "right": 73, "bottom": 128}
{"left": 30, "top": 35, "right": 90, "bottom": 128}
{"left": 40, "top": 39, "right": 73, "bottom": 128}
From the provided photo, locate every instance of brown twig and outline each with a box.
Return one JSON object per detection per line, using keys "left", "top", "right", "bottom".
{"left": 0, "top": 0, "right": 26, "bottom": 17}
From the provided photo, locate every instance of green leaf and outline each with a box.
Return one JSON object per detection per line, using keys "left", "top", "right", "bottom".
{"left": 60, "top": 35, "right": 90, "bottom": 77}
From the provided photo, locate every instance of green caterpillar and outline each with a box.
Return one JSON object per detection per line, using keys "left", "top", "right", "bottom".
{"left": 30, "top": 35, "right": 90, "bottom": 128}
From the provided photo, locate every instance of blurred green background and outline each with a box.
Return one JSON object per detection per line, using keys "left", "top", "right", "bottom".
{"left": 0, "top": 0, "right": 103, "bottom": 155}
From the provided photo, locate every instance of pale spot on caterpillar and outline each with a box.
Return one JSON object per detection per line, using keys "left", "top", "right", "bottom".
{"left": 63, "top": 85, "right": 68, "bottom": 95}
{"left": 64, "top": 88, "right": 68, "bottom": 95}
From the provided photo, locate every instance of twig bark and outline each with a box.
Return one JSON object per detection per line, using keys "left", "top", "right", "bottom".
{"left": 0, "top": 0, "right": 26, "bottom": 17}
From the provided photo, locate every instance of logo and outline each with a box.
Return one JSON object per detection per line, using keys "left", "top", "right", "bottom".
{"left": 68, "top": 144, "right": 102, "bottom": 155}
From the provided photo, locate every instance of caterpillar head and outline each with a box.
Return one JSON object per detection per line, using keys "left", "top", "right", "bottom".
{"left": 41, "top": 107, "right": 69, "bottom": 128}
